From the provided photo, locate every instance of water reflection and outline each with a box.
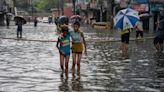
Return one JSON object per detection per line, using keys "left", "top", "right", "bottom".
{"left": 71, "top": 71, "right": 82, "bottom": 91}
{"left": 155, "top": 52, "right": 164, "bottom": 78}
{"left": 58, "top": 71, "right": 83, "bottom": 92}
{"left": 58, "top": 72, "right": 70, "bottom": 92}
{"left": 0, "top": 24, "right": 163, "bottom": 92}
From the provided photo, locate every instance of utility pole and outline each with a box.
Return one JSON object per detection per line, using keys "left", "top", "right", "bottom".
{"left": 29, "top": 0, "right": 34, "bottom": 19}
{"left": 13, "top": 0, "right": 17, "bottom": 15}
{"left": 0, "top": 0, "right": 6, "bottom": 26}
{"left": 98, "top": 0, "right": 103, "bottom": 22}
{"left": 61, "top": 0, "right": 64, "bottom": 15}
{"left": 72, "top": 0, "right": 76, "bottom": 15}
{"left": 58, "top": 0, "right": 60, "bottom": 16}
{"left": 13, "top": 0, "right": 15, "bottom": 8}
{"left": 106, "top": 0, "right": 114, "bottom": 28}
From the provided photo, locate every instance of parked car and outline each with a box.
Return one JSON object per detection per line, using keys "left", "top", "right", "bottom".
{"left": 42, "top": 17, "right": 48, "bottom": 23}
{"left": 37, "top": 17, "right": 43, "bottom": 22}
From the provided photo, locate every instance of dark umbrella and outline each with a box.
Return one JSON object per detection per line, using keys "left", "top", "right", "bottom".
{"left": 14, "top": 16, "right": 26, "bottom": 24}
{"left": 156, "top": 30, "right": 164, "bottom": 40}
{"left": 70, "top": 15, "right": 82, "bottom": 22}
{"left": 7, "top": 13, "right": 13, "bottom": 16}
{"left": 139, "top": 13, "right": 152, "bottom": 20}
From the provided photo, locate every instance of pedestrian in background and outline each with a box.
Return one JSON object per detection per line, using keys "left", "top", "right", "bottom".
{"left": 6, "top": 15, "right": 10, "bottom": 29}
{"left": 34, "top": 17, "right": 38, "bottom": 27}
{"left": 135, "top": 20, "right": 144, "bottom": 40}
{"left": 70, "top": 21, "right": 87, "bottom": 73}
{"left": 154, "top": 10, "right": 164, "bottom": 52}
{"left": 16, "top": 20, "right": 23, "bottom": 38}
{"left": 56, "top": 16, "right": 71, "bottom": 78}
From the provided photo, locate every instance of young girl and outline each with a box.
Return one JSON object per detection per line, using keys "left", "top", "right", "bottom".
{"left": 56, "top": 18, "right": 71, "bottom": 77}
{"left": 70, "top": 21, "right": 87, "bottom": 73}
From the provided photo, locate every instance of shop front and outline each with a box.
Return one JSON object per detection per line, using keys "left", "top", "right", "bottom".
{"left": 149, "top": 1, "right": 164, "bottom": 32}
{"left": 131, "top": 0, "right": 149, "bottom": 31}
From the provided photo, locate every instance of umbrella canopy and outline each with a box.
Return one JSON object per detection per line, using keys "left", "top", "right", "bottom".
{"left": 114, "top": 8, "right": 139, "bottom": 30}
{"left": 70, "top": 15, "right": 82, "bottom": 21}
{"left": 139, "top": 13, "right": 152, "bottom": 17}
{"left": 139, "top": 13, "right": 152, "bottom": 20}
{"left": 156, "top": 30, "right": 164, "bottom": 39}
{"left": 14, "top": 16, "right": 26, "bottom": 24}
{"left": 7, "top": 13, "right": 13, "bottom": 16}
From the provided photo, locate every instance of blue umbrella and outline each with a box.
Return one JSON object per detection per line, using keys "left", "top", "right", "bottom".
{"left": 114, "top": 8, "right": 139, "bottom": 30}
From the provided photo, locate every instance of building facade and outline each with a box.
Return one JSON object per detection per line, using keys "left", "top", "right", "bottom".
{"left": 149, "top": 0, "right": 164, "bottom": 32}
{"left": 0, "top": 0, "right": 14, "bottom": 26}
{"left": 130, "top": 0, "right": 149, "bottom": 30}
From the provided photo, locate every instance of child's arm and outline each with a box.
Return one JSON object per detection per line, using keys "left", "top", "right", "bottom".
{"left": 81, "top": 32, "right": 87, "bottom": 55}
{"left": 56, "top": 38, "right": 60, "bottom": 50}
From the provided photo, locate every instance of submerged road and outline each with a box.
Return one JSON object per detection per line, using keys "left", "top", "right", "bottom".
{"left": 0, "top": 23, "right": 163, "bottom": 92}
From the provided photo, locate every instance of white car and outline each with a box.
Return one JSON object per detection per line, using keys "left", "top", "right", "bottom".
{"left": 42, "top": 17, "right": 48, "bottom": 23}
{"left": 36, "top": 17, "right": 43, "bottom": 22}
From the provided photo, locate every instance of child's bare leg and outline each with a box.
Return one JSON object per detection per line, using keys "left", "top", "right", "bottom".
{"left": 124, "top": 44, "right": 129, "bottom": 55}
{"left": 72, "top": 53, "right": 76, "bottom": 70}
{"left": 60, "top": 54, "right": 64, "bottom": 71}
{"left": 122, "top": 43, "right": 126, "bottom": 55}
{"left": 121, "top": 43, "right": 124, "bottom": 52}
{"left": 77, "top": 54, "right": 82, "bottom": 73}
{"left": 65, "top": 55, "right": 70, "bottom": 79}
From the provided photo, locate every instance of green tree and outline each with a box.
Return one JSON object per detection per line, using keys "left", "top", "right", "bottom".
{"left": 33, "top": 0, "right": 58, "bottom": 12}
{"left": 15, "top": 0, "right": 30, "bottom": 11}
{"left": 14, "top": 0, "right": 58, "bottom": 13}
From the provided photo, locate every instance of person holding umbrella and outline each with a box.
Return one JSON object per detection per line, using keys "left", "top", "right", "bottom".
{"left": 114, "top": 8, "right": 140, "bottom": 57}
{"left": 16, "top": 20, "right": 23, "bottom": 38}
{"left": 14, "top": 16, "right": 26, "bottom": 38}
{"left": 120, "top": 23, "right": 131, "bottom": 57}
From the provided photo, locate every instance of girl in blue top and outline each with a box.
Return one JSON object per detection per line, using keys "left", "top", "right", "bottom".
{"left": 56, "top": 16, "right": 71, "bottom": 77}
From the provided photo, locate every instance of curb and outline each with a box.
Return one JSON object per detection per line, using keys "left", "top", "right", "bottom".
{"left": 0, "top": 37, "right": 154, "bottom": 43}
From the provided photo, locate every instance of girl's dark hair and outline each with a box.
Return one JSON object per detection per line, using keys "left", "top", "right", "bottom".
{"left": 73, "top": 21, "right": 80, "bottom": 26}
{"left": 58, "top": 16, "right": 69, "bottom": 25}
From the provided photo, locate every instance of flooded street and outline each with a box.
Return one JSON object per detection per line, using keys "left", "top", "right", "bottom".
{"left": 0, "top": 23, "right": 164, "bottom": 92}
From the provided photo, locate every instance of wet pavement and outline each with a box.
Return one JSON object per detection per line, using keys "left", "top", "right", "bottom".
{"left": 0, "top": 23, "right": 164, "bottom": 92}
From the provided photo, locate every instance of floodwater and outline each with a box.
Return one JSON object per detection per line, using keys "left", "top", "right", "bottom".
{"left": 0, "top": 23, "right": 163, "bottom": 92}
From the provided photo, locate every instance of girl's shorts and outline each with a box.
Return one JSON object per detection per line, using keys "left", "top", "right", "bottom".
{"left": 72, "top": 42, "right": 83, "bottom": 53}
{"left": 121, "top": 33, "right": 130, "bottom": 44}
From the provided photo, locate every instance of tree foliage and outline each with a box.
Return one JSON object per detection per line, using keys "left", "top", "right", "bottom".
{"left": 33, "top": 0, "right": 58, "bottom": 12}
{"left": 15, "top": 0, "right": 58, "bottom": 13}
{"left": 15, "top": 0, "right": 30, "bottom": 11}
